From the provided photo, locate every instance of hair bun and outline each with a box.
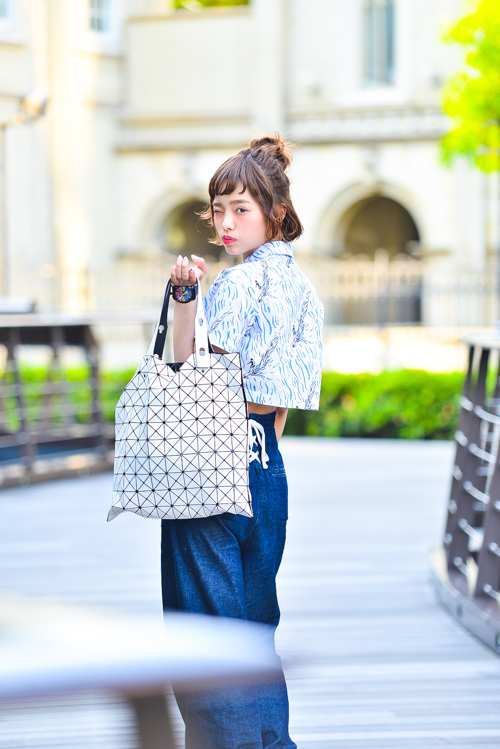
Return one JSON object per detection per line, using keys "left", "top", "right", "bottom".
{"left": 249, "top": 133, "right": 294, "bottom": 170}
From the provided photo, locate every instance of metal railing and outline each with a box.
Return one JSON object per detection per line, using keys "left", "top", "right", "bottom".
{"left": 431, "top": 332, "right": 500, "bottom": 653}
{"left": 5, "top": 255, "right": 500, "bottom": 327}
{"left": 0, "top": 314, "right": 112, "bottom": 487}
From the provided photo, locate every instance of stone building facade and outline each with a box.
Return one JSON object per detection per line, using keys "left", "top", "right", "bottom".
{"left": 0, "top": 0, "right": 497, "bottom": 359}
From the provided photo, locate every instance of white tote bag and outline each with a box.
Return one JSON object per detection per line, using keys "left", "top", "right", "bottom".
{"left": 108, "top": 279, "right": 253, "bottom": 522}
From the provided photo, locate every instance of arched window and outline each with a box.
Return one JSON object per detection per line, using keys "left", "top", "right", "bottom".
{"left": 325, "top": 195, "right": 422, "bottom": 325}
{"left": 343, "top": 196, "right": 418, "bottom": 259}
{"left": 363, "top": 0, "right": 395, "bottom": 86}
{"left": 89, "top": 0, "right": 112, "bottom": 33}
{"left": 161, "top": 200, "right": 222, "bottom": 262}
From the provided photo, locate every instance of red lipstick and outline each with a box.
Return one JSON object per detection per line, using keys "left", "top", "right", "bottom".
{"left": 222, "top": 235, "right": 236, "bottom": 245}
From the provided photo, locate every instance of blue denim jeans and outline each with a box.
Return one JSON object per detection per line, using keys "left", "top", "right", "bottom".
{"left": 161, "top": 410, "right": 296, "bottom": 749}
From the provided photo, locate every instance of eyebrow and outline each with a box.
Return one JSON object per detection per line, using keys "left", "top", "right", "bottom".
{"left": 212, "top": 199, "right": 252, "bottom": 206}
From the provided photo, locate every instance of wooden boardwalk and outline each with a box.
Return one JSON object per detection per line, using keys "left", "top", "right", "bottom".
{"left": 1, "top": 438, "right": 500, "bottom": 748}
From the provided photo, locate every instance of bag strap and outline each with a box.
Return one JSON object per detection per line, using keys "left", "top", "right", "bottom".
{"left": 146, "top": 278, "right": 213, "bottom": 360}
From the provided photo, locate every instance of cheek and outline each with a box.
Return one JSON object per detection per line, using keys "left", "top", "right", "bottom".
{"left": 253, "top": 214, "right": 268, "bottom": 236}
{"left": 245, "top": 213, "right": 263, "bottom": 231}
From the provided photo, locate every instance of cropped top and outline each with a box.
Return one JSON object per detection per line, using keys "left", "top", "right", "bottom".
{"left": 203, "top": 240, "right": 324, "bottom": 410}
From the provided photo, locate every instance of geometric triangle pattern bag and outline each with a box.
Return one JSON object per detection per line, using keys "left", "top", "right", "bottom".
{"left": 107, "top": 278, "right": 253, "bottom": 522}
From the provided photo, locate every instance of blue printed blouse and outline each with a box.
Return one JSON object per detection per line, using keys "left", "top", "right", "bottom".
{"left": 204, "top": 240, "right": 324, "bottom": 410}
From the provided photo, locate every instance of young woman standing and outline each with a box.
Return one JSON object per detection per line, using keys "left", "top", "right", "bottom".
{"left": 161, "top": 135, "right": 324, "bottom": 749}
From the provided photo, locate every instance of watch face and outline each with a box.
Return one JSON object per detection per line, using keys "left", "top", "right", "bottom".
{"left": 173, "top": 285, "right": 197, "bottom": 303}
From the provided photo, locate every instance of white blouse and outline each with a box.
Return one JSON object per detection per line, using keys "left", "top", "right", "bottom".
{"left": 204, "top": 241, "right": 324, "bottom": 410}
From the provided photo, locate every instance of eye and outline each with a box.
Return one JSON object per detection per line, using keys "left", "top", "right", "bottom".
{"left": 236, "top": 207, "right": 247, "bottom": 214}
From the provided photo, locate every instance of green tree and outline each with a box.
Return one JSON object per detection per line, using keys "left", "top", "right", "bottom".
{"left": 440, "top": 0, "right": 500, "bottom": 171}
{"left": 174, "top": 0, "right": 248, "bottom": 9}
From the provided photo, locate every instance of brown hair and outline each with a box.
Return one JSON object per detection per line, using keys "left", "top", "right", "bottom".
{"left": 199, "top": 133, "right": 303, "bottom": 245}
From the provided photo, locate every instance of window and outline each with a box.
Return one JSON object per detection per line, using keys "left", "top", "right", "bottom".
{"left": 363, "top": 0, "right": 395, "bottom": 86}
{"left": 89, "top": 0, "right": 111, "bottom": 33}
{"left": 0, "top": 0, "right": 10, "bottom": 20}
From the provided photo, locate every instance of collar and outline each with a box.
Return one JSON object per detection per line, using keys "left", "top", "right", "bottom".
{"left": 243, "top": 240, "right": 294, "bottom": 264}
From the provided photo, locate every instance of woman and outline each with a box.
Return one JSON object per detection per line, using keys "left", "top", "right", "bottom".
{"left": 161, "top": 134, "right": 324, "bottom": 749}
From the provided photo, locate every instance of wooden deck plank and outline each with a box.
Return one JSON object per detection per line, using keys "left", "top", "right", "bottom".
{"left": 1, "top": 438, "right": 500, "bottom": 748}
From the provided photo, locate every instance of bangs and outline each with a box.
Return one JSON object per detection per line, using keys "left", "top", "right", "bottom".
{"left": 208, "top": 152, "right": 253, "bottom": 200}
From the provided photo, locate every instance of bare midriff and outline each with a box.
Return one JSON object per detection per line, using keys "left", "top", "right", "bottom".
{"left": 247, "top": 402, "right": 277, "bottom": 415}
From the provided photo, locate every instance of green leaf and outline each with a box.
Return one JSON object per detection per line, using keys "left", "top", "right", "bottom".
{"left": 174, "top": 0, "right": 248, "bottom": 9}
{"left": 440, "top": 0, "right": 500, "bottom": 172}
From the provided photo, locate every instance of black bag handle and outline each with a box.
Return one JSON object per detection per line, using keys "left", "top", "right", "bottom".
{"left": 152, "top": 280, "right": 214, "bottom": 360}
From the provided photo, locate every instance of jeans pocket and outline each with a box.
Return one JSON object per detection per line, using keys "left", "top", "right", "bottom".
{"left": 268, "top": 466, "right": 287, "bottom": 478}
{"left": 265, "top": 465, "right": 288, "bottom": 521}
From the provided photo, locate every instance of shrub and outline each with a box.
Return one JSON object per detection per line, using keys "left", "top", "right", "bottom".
{"left": 1, "top": 364, "right": 136, "bottom": 432}
{"left": 284, "top": 370, "right": 464, "bottom": 440}
{"left": 99, "top": 367, "right": 136, "bottom": 423}
{"left": 2, "top": 366, "right": 464, "bottom": 440}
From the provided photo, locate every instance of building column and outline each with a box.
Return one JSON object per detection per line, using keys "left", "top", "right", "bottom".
{"left": 250, "top": 0, "right": 287, "bottom": 134}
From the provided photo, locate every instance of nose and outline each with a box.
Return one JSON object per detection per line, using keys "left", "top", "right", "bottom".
{"left": 222, "top": 211, "right": 235, "bottom": 232}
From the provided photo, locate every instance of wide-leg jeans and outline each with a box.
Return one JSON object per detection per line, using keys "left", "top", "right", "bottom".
{"left": 161, "top": 410, "right": 296, "bottom": 749}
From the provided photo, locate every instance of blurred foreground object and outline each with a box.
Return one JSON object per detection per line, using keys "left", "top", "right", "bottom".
{"left": 0, "top": 594, "right": 279, "bottom": 749}
{"left": 431, "top": 331, "right": 500, "bottom": 652}
{"left": 440, "top": 0, "right": 500, "bottom": 172}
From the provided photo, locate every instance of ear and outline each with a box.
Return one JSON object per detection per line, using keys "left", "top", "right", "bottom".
{"left": 278, "top": 204, "right": 286, "bottom": 222}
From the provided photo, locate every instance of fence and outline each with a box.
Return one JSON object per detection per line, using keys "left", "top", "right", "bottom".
{"left": 14, "top": 254, "right": 500, "bottom": 327}
{"left": 0, "top": 316, "right": 112, "bottom": 487}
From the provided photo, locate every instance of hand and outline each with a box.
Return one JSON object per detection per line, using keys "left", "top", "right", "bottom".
{"left": 171, "top": 254, "right": 208, "bottom": 287}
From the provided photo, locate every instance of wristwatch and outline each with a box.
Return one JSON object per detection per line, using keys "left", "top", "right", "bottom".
{"left": 171, "top": 284, "right": 198, "bottom": 303}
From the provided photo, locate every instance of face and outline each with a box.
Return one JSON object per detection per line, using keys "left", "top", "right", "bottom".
{"left": 212, "top": 184, "right": 268, "bottom": 260}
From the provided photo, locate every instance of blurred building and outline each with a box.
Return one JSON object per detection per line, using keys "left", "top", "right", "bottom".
{"left": 0, "top": 0, "right": 497, "bottom": 368}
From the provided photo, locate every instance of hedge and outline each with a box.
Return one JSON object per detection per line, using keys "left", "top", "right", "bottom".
{"left": 5, "top": 366, "right": 464, "bottom": 440}
{"left": 284, "top": 370, "right": 464, "bottom": 440}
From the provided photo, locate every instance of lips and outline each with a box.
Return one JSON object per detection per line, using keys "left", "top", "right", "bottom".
{"left": 222, "top": 235, "right": 236, "bottom": 245}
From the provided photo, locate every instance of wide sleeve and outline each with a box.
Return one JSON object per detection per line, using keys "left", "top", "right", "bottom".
{"left": 204, "top": 268, "right": 256, "bottom": 354}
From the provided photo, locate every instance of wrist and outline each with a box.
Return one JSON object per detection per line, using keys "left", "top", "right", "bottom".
{"left": 171, "top": 283, "right": 198, "bottom": 303}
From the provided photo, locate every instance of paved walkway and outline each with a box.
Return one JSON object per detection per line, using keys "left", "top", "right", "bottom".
{"left": 1, "top": 438, "right": 500, "bottom": 748}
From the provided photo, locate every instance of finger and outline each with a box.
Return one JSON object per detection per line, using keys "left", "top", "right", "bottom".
{"left": 175, "top": 254, "right": 184, "bottom": 283}
{"left": 188, "top": 268, "right": 197, "bottom": 283}
{"left": 171, "top": 266, "right": 177, "bottom": 283}
{"left": 181, "top": 256, "right": 190, "bottom": 281}
{"left": 191, "top": 254, "right": 208, "bottom": 276}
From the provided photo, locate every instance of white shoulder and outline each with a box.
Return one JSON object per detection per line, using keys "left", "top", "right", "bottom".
{"left": 211, "top": 264, "right": 258, "bottom": 296}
